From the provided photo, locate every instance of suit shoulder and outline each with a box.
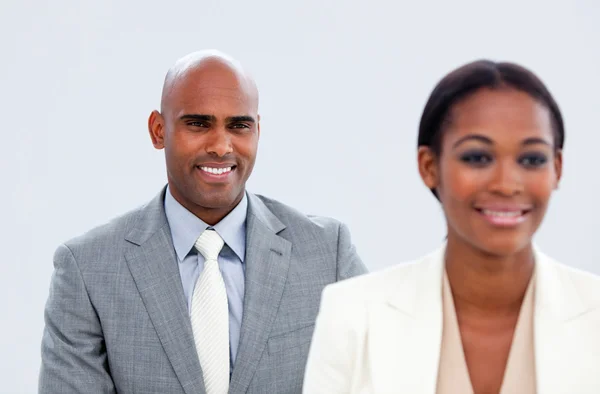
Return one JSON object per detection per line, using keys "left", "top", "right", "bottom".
{"left": 59, "top": 203, "right": 146, "bottom": 257}
{"left": 253, "top": 194, "right": 343, "bottom": 231}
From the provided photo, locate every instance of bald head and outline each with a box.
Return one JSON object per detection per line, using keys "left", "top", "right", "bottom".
{"left": 160, "top": 50, "right": 259, "bottom": 115}
{"left": 148, "top": 49, "right": 261, "bottom": 225}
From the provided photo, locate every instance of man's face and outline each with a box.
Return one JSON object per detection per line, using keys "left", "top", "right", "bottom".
{"left": 149, "top": 63, "right": 260, "bottom": 223}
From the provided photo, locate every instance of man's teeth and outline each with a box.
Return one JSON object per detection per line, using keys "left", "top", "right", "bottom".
{"left": 199, "top": 166, "right": 233, "bottom": 175}
{"left": 482, "top": 210, "right": 523, "bottom": 217}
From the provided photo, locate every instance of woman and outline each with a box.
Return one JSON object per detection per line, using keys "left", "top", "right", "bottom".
{"left": 302, "top": 60, "right": 600, "bottom": 394}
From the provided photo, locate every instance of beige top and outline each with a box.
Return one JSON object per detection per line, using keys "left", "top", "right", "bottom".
{"left": 436, "top": 271, "right": 537, "bottom": 394}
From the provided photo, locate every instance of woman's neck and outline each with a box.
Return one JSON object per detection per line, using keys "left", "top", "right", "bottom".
{"left": 444, "top": 236, "right": 535, "bottom": 315}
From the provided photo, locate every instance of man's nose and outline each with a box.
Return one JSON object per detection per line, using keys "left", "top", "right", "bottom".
{"left": 205, "top": 128, "right": 233, "bottom": 157}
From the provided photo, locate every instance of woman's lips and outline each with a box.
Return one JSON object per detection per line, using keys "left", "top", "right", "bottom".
{"left": 475, "top": 206, "right": 532, "bottom": 227}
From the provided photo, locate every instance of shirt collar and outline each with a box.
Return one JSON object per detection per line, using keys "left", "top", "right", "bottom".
{"left": 164, "top": 186, "right": 247, "bottom": 263}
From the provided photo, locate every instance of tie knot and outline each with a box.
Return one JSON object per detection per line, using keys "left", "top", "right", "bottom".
{"left": 194, "top": 229, "right": 224, "bottom": 262}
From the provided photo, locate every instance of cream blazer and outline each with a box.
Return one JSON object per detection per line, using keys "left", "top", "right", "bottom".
{"left": 302, "top": 245, "right": 600, "bottom": 394}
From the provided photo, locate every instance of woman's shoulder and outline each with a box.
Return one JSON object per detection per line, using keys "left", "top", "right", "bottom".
{"left": 321, "top": 247, "right": 444, "bottom": 307}
{"left": 537, "top": 248, "right": 600, "bottom": 306}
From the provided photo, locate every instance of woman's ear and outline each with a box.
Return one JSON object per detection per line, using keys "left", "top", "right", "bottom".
{"left": 418, "top": 146, "right": 440, "bottom": 192}
{"left": 553, "top": 149, "right": 563, "bottom": 189}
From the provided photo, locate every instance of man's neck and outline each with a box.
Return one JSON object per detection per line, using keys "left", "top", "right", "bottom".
{"left": 167, "top": 186, "right": 245, "bottom": 226}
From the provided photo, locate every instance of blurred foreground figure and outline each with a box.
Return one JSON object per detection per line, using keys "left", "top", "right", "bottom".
{"left": 303, "top": 60, "right": 600, "bottom": 394}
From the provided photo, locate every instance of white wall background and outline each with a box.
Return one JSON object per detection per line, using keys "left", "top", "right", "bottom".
{"left": 1, "top": 0, "right": 599, "bottom": 391}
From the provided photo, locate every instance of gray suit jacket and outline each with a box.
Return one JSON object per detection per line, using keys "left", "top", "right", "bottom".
{"left": 39, "top": 188, "right": 367, "bottom": 394}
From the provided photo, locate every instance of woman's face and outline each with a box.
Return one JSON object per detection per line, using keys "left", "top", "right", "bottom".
{"left": 419, "top": 87, "right": 562, "bottom": 257}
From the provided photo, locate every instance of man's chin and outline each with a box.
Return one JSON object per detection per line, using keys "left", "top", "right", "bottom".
{"left": 195, "top": 191, "right": 243, "bottom": 211}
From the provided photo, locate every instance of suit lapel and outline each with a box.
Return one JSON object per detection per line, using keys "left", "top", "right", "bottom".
{"left": 369, "top": 248, "right": 445, "bottom": 394}
{"left": 124, "top": 189, "right": 205, "bottom": 394}
{"left": 229, "top": 194, "right": 292, "bottom": 394}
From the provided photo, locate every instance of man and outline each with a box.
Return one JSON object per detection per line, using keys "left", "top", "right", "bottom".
{"left": 39, "top": 50, "right": 367, "bottom": 394}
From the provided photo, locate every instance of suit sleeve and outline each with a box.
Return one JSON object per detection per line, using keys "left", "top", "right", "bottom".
{"left": 335, "top": 222, "right": 368, "bottom": 281}
{"left": 38, "top": 244, "right": 116, "bottom": 394}
{"left": 302, "top": 284, "right": 360, "bottom": 393}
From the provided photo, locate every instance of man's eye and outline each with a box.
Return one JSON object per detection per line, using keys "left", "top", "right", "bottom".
{"left": 230, "top": 123, "right": 250, "bottom": 129}
{"left": 460, "top": 152, "right": 493, "bottom": 166}
{"left": 188, "top": 121, "right": 209, "bottom": 128}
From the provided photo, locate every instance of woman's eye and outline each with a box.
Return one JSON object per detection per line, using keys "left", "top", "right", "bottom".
{"left": 460, "top": 152, "right": 493, "bottom": 166}
{"left": 519, "top": 153, "right": 548, "bottom": 168}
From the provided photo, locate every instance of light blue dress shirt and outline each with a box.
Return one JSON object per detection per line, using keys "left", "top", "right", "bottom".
{"left": 164, "top": 187, "right": 247, "bottom": 371}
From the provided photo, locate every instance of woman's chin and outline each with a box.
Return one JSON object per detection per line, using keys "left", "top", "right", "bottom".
{"left": 470, "top": 236, "right": 533, "bottom": 259}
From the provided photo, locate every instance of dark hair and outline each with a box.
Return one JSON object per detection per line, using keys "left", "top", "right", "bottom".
{"left": 417, "top": 60, "right": 565, "bottom": 199}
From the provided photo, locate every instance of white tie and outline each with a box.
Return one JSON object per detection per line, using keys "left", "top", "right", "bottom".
{"left": 191, "top": 229, "right": 229, "bottom": 394}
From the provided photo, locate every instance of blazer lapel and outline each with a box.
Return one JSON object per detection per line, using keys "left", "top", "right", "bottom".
{"left": 362, "top": 245, "right": 600, "bottom": 394}
{"left": 124, "top": 189, "right": 205, "bottom": 394}
{"left": 533, "top": 249, "right": 596, "bottom": 394}
{"left": 369, "top": 248, "right": 445, "bottom": 394}
{"left": 229, "top": 194, "right": 292, "bottom": 394}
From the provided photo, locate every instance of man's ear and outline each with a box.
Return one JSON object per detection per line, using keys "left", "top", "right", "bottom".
{"left": 256, "top": 114, "right": 261, "bottom": 138}
{"left": 148, "top": 110, "right": 165, "bottom": 149}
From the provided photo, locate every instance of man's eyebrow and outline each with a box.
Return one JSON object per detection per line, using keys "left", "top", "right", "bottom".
{"left": 179, "top": 114, "right": 216, "bottom": 122}
{"left": 452, "top": 134, "right": 493, "bottom": 149}
{"left": 226, "top": 116, "right": 256, "bottom": 123}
